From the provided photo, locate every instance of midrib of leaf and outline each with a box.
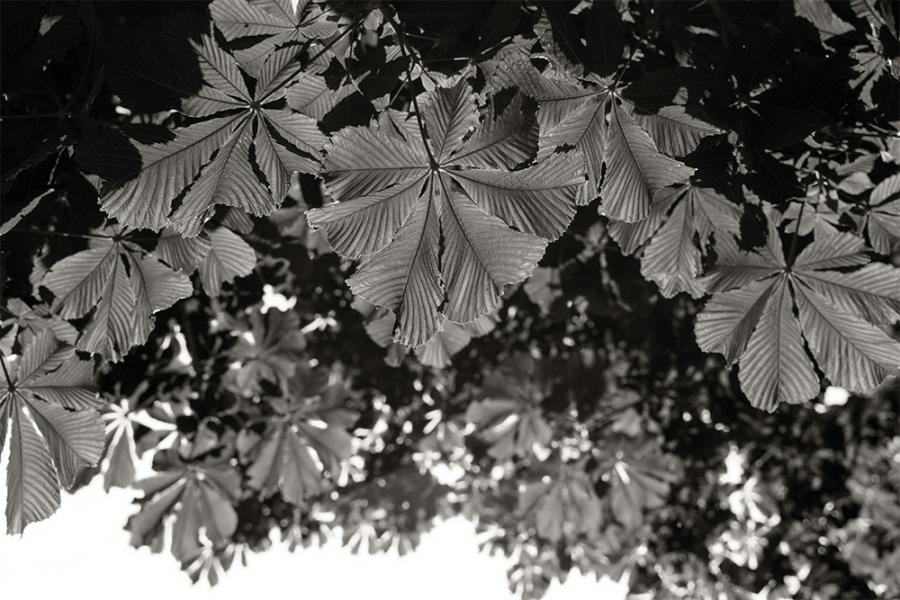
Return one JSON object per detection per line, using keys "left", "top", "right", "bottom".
{"left": 437, "top": 174, "right": 496, "bottom": 283}
{"left": 285, "top": 426, "right": 317, "bottom": 493}
{"left": 101, "top": 249, "right": 127, "bottom": 348}
{"left": 795, "top": 268, "right": 897, "bottom": 305}
{"left": 771, "top": 280, "right": 787, "bottom": 393}
{"left": 196, "top": 50, "right": 252, "bottom": 104}
{"left": 195, "top": 478, "right": 225, "bottom": 540}
{"left": 572, "top": 96, "right": 607, "bottom": 148}
{"left": 638, "top": 104, "right": 719, "bottom": 135}
{"left": 256, "top": 17, "right": 363, "bottom": 104}
{"left": 193, "top": 117, "right": 253, "bottom": 206}
{"left": 107, "top": 114, "right": 244, "bottom": 191}
{"left": 7, "top": 397, "right": 27, "bottom": 529}
{"left": 611, "top": 101, "right": 650, "bottom": 192}
{"left": 260, "top": 109, "right": 318, "bottom": 155}
{"left": 55, "top": 242, "right": 116, "bottom": 313}
{"left": 111, "top": 51, "right": 247, "bottom": 110}
{"left": 251, "top": 0, "right": 298, "bottom": 27}
{"left": 549, "top": 94, "right": 607, "bottom": 151}
{"left": 395, "top": 180, "right": 437, "bottom": 330}
{"left": 126, "top": 252, "right": 156, "bottom": 317}
{"left": 794, "top": 280, "right": 885, "bottom": 362}
{"left": 25, "top": 396, "right": 88, "bottom": 465}
{"left": 448, "top": 132, "right": 515, "bottom": 166}
{"left": 289, "top": 80, "right": 331, "bottom": 113}
{"left": 449, "top": 167, "right": 575, "bottom": 193}
{"left": 328, "top": 163, "right": 430, "bottom": 175}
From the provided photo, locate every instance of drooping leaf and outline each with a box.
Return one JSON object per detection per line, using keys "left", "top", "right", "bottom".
{"left": 153, "top": 225, "right": 254, "bottom": 295}
{"left": 795, "top": 0, "right": 855, "bottom": 42}
{"left": 601, "top": 102, "right": 695, "bottom": 222}
{"left": 603, "top": 439, "right": 682, "bottom": 531}
{"left": 465, "top": 353, "right": 555, "bottom": 459}
{"left": 100, "top": 382, "right": 176, "bottom": 492}
{"left": 608, "top": 184, "right": 741, "bottom": 298}
{"left": 737, "top": 278, "right": 820, "bottom": 412}
{"left": 415, "top": 315, "right": 496, "bottom": 369}
{"left": 536, "top": 2, "right": 624, "bottom": 77}
{"left": 227, "top": 308, "right": 307, "bottom": 393}
{"left": 127, "top": 448, "right": 240, "bottom": 561}
{"left": 2, "top": 298, "right": 78, "bottom": 348}
{"left": 96, "top": 28, "right": 326, "bottom": 235}
{"left": 154, "top": 227, "right": 213, "bottom": 273}
{"left": 239, "top": 365, "right": 357, "bottom": 504}
{"left": 865, "top": 173, "right": 900, "bottom": 255}
{"left": 102, "top": 399, "right": 139, "bottom": 491}
{"left": 211, "top": 0, "right": 337, "bottom": 73}
{"left": 518, "top": 466, "right": 602, "bottom": 542}
{"left": 502, "top": 59, "right": 700, "bottom": 219}
{"left": 632, "top": 106, "right": 723, "bottom": 158}
{"left": 198, "top": 227, "right": 256, "bottom": 295}
{"left": 0, "top": 330, "right": 103, "bottom": 533}
{"left": 696, "top": 223, "right": 900, "bottom": 409}
{"left": 40, "top": 230, "right": 193, "bottom": 361}
{"left": 310, "top": 79, "right": 584, "bottom": 346}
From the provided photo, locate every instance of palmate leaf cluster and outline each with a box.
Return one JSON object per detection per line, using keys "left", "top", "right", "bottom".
{"left": 1, "top": 0, "right": 900, "bottom": 598}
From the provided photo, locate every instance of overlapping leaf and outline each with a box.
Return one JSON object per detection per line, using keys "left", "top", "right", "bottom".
{"left": 2, "top": 298, "right": 78, "bottom": 348}
{"left": 101, "top": 382, "right": 177, "bottom": 491}
{"left": 357, "top": 298, "right": 496, "bottom": 368}
{"left": 414, "top": 315, "right": 496, "bottom": 369}
{"left": 0, "top": 330, "right": 103, "bottom": 533}
{"left": 517, "top": 465, "right": 602, "bottom": 543}
{"left": 602, "top": 439, "right": 682, "bottom": 531}
{"left": 227, "top": 308, "right": 308, "bottom": 393}
{"left": 40, "top": 230, "right": 193, "bottom": 362}
{"left": 97, "top": 29, "right": 326, "bottom": 235}
{"left": 126, "top": 448, "right": 241, "bottom": 561}
{"left": 494, "top": 55, "right": 710, "bottom": 222}
{"left": 239, "top": 365, "right": 357, "bottom": 504}
{"left": 466, "top": 385, "right": 551, "bottom": 461}
{"left": 211, "top": 0, "right": 337, "bottom": 73}
{"left": 155, "top": 226, "right": 256, "bottom": 296}
{"left": 696, "top": 223, "right": 900, "bottom": 410}
{"left": 795, "top": 0, "right": 854, "bottom": 42}
{"left": 865, "top": 173, "right": 900, "bottom": 254}
{"left": 310, "top": 79, "right": 585, "bottom": 346}
{"left": 608, "top": 184, "right": 741, "bottom": 298}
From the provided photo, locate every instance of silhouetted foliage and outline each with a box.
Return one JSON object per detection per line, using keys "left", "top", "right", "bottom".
{"left": 1, "top": 1, "right": 899, "bottom": 598}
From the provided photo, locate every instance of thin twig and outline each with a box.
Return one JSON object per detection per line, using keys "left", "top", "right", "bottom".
{"left": 0, "top": 112, "right": 64, "bottom": 121}
{"left": 9, "top": 228, "right": 115, "bottom": 241}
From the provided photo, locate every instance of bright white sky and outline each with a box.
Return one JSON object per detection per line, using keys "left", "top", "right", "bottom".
{"left": 0, "top": 464, "right": 627, "bottom": 600}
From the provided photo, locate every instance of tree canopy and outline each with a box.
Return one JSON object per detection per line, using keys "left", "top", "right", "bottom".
{"left": 1, "top": 1, "right": 899, "bottom": 598}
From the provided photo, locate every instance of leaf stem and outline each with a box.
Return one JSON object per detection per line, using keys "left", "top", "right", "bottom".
{"left": 610, "top": 48, "right": 640, "bottom": 94}
{"left": 388, "top": 14, "right": 438, "bottom": 169}
{"left": 786, "top": 200, "right": 806, "bottom": 267}
{"left": 0, "top": 355, "right": 14, "bottom": 389}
